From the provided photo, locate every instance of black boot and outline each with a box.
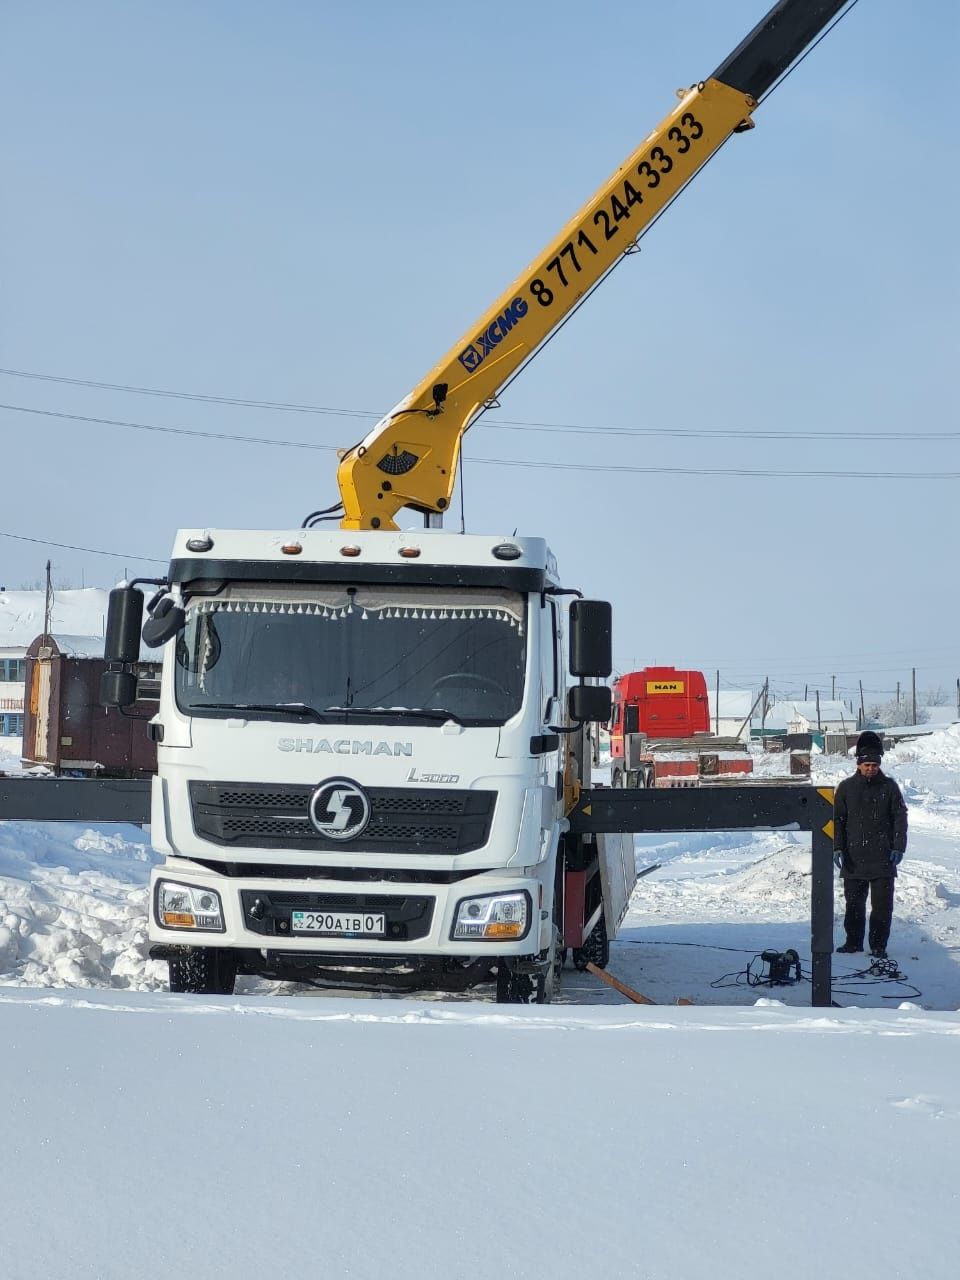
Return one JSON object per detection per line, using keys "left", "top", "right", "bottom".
{"left": 836, "top": 941, "right": 863, "bottom": 954}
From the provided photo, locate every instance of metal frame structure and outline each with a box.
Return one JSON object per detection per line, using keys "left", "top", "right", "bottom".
{"left": 569, "top": 784, "right": 837, "bottom": 1006}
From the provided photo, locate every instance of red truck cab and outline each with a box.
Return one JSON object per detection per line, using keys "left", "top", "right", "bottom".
{"left": 608, "top": 667, "right": 751, "bottom": 788}
{"left": 610, "top": 667, "right": 709, "bottom": 759}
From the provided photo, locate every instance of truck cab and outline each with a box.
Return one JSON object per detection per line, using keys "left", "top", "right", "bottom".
{"left": 104, "top": 527, "right": 615, "bottom": 1000}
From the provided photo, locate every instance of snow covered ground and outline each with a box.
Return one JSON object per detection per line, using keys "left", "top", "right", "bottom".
{"left": 2, "top": 731, "right": 959, "bottom": 1277}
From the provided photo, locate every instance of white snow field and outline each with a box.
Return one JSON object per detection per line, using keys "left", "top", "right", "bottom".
{"left": 2, "top": 730, "right": 960, "bottom": 1279}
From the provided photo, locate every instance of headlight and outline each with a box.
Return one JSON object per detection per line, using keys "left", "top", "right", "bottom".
{"left": 451, "top": 892, "right": 529, "bottom": 941}
{"left": 156, "top": 880, "right": 225, "bottom": 932}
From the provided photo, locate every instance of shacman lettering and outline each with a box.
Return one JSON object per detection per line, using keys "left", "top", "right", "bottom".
{"left": 278, "top": 738, "right": 413, "bottom": 757}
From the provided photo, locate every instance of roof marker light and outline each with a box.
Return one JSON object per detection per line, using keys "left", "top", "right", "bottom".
{"left": 340, "top": 545, "right": 362, "bottom": 558}
{"left": 398, "top": 547, "right": 421, "bottom": 559}
{"left": 492, "top": 543, "right": 522, "bottom": 561}
{"left": 281, "top": 542, "right": 303, "bottom": 555}
{"left": 185, "top": 534, "right": 214, "bottom": 553}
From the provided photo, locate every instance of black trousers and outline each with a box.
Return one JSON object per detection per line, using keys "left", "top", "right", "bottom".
{"left": 843, "top": 876, "right": 895, "bottom": 951}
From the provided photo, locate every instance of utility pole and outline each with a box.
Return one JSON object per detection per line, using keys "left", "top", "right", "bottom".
{"left": 42, "top": 560, "right": 53, "bottom": 650}
{"left": 956, "top": 678, "right": 959, "bottom": 719}
{"left": 831, "top": 674, "right": 836, "bottom": 700}
{"left": 859, "top": 679, "right": 865, "bottom": 730}
{"left": 715, "top": 669, "right": 720, "bottom": 736}
{"left": 804, "top": 683, "right": 808, "bottom": 701}
{"left": 815, "top": 689, "right": 822, "bottom": 733}
{"left": 761, "top": 677, "right": 769, "bottom": 733}
{"left": 912, "top": 667, "right": 917, "bottom": 725}
{"left": 896, "top": 681, "right": 901, "bottom": 709}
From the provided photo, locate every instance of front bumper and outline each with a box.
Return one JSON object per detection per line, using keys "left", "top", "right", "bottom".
{"left": 148, "top": 860, "right": 554, "bottom": 957}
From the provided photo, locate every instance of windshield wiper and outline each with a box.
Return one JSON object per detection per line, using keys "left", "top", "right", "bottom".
{"left": 323, "top": 705, "right": 465, "bottom": 725}
{"left": 194, "top": 702, "right": 330, "bottom": 722}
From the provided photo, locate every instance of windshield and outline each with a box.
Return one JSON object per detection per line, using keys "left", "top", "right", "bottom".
{"left": 175, "top": 582, "right": 527, "bottom": 725}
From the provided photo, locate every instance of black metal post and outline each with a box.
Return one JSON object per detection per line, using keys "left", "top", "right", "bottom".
{"left": 810, "top": 822, "right": 834, "bottom": 1007}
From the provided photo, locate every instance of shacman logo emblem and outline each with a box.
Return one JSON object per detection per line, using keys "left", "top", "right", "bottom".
{"left": 309, "top": 777, "right": 371, "bottom": 841}
{"left": 457, "top": 296, "right": 528, "bottom": 373}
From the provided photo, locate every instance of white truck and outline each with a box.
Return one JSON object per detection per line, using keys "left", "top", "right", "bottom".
{"left": 103, "top": 531, "right": 620, "bottom": 1001}
{"left": 101, "top": 0, "right": 852, "bottom": 1000}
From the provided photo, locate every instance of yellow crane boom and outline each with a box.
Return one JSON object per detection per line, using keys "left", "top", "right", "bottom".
{"left": 336, "top": 0, "right": 850, "bottom": 531}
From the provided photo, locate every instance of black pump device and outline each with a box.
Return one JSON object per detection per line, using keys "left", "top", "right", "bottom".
{"left": 760, "top": 948, "right": 801, "bottom": 985}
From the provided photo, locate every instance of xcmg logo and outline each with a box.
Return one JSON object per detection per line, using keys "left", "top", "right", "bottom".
{"left": 457, "top": 297, "right": 528, "bottom": 373}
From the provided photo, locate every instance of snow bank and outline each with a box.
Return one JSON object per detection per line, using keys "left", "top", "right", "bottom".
{"left": 0, "top": 819, "right": 164, "bottom": 990}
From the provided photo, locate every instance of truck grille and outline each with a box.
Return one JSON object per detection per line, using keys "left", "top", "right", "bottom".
{"left": 189, "top": 782, "right": 496, "bottom": 854}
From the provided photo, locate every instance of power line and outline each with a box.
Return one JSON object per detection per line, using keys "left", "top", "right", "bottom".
{"left": 2, "top": 368, "right": 959, "bottom": 441}
{"left": 0, "top": 368, "right": 374, "bottom": 420}
{"left": 0, "top": 529, "right": 166, "bottom": 563}
{"left": 470, "top": 457, "right": 960, "bottom": 481}
{"left": 0, "top": 403, "right": 340, "bottom": 452}
{"left": 479, "top": 420, "right": 960, "bottom": 443}
{"left": 2, "top": 402, "right": 958, "bottom": 481}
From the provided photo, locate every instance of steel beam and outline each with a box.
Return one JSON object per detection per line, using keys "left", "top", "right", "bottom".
{"left": 0, "top": 777, "right": 151, "bottom": 824}
{"left": 570, "top": 784, "right": 837, "bottom": 1007}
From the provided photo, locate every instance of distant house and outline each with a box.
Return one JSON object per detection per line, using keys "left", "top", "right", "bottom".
{"left": 0, "top": 588, "right": 111, "bottom": 740}
{"left": 762, "top": 699, "right": 857, "bottom": 736}
{"left": 706, "top": 689, "right": 754, "bottom": 741}
{"left": 0, "top": 652, "right": 26, "bottom": 737}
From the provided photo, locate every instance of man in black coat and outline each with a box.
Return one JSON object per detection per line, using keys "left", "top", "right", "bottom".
{"left": 833, "top": 730, "right": 908, "bottom": 959}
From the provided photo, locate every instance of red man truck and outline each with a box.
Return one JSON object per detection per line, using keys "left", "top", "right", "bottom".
{"left": 609, "top": 667, "right": 753, "bottom": 788}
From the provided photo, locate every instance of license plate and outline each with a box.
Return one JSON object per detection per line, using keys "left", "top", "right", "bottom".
{"left": 290, "top": 911, "right": 386, "bottom": 937}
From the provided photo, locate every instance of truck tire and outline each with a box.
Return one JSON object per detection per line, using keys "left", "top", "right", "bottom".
{"left": 611, "top": 769, "right": 622, "bottom": 789}
{"left": 168, "top": 947, "right": 237, "bottom": 995}
{"left": 572, "top": 913, "right": 609, "bottom": 971}
{"left": 495, "top": 892, "right": 562, "bottom": 1004}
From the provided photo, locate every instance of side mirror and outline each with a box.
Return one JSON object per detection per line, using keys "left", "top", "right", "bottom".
{"left": 569, "top": 599, "right": 612, "bottom": 678}
{"left": 569, "top": 684, "right": 612, "bottom": 724}
{"left": 100, "top": 668, "right": 137, "bottom": 709}
{"left": 104, "top": 587, "right": 144, "bottom": 663}
{"left": 142, "top": 596, "right": 187, "bottom": 648}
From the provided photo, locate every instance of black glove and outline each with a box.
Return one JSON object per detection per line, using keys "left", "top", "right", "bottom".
{"left": 889, "top": 849, "right": 904, "bottom": 866}
{"left": 833, "top": 852, "right": 844, "bottom": 872}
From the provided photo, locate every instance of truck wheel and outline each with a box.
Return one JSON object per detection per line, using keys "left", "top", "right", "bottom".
{"left": 572, "top": 913, "right": 609, "bottom": 971}
{"left": 168, "top": 947, "right": 237, "bottom": 995}
{"left": 496, "top": 896, "right": 562, "bottom": 1004}
{"left": 495, "top": 966, "right": 537, "bottom": 1003}
{"left": 611, "top": 769, "right": 622, "bottom": 789}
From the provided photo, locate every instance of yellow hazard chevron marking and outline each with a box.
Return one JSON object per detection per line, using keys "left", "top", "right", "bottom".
{"left": 822, "top": 819, "right": 835, "bottom": 840}
{"left": 582, "top": 803, "right": 592, "bottom": 816}
{"left": 817, "top": 787, "right": 835, "bottom": 805}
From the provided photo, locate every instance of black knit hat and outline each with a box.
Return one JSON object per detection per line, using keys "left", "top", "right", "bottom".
{"left": 856, "top": 730, "right": 884, "bottom": 764}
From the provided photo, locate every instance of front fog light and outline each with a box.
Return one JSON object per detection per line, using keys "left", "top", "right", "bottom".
{"left": 157, "top": 881, "right": 224, "bottom": 932}
{"left": 452, "top": 892, "right": 528, "bottom": 941}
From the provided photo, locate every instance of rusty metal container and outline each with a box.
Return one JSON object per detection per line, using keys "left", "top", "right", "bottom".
{"left": 22, "top": 634, "right": 158, "bottom": 777}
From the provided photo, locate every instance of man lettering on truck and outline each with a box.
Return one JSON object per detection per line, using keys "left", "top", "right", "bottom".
{"left": 833, "top": 731, "right": 908, "bottom": 960}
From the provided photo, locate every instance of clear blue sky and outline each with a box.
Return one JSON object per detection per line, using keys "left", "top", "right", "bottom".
{"left": 2, "top": 0, "right": 957, "bottom": 704}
